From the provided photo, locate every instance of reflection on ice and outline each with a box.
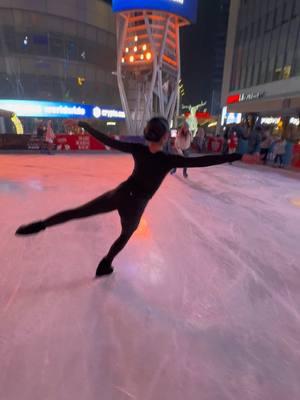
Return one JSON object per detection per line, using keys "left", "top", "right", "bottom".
{"left": 1, "top": 154, "right": 300, "bottom": 400}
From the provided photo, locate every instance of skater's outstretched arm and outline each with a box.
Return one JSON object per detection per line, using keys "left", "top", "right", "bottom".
{"left": 168, "top": 153, "right": 242, "bottom": 168}
{"left": 78, "top": 122, "right": 138, "bottom": 153}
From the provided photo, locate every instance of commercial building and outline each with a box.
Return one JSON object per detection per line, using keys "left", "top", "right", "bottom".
{"left": 210, "top": 0, "right": 230, "bottom": 116}
{"left": 221, "top": 0, "right": 300, "bottom": 137}
{"left": 0, "top": 0, "right": 122, "bottom": 134}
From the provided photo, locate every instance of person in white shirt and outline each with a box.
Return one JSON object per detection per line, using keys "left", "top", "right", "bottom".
{"left": 170, "top": 122, "right": 192, "bottom": 178}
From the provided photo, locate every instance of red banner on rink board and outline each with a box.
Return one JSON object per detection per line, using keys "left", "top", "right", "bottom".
{"left": 292, "top": 144, "right": 300, "bottom": 168}
{"left": 55, "top": 134, "right": 106, "bottom": 151}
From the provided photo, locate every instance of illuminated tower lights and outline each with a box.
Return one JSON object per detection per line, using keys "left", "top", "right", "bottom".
{"left": 122, "top": 43, "right": 150, "bottom": 63}
{"left": 115, "top": 9, "right": 191, "bottom": 134}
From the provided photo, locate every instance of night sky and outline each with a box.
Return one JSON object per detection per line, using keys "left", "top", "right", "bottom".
{"left": 180, "top": 0, "right": 224, "bottom": 106}
{"left": 105, "top": 0, "right": 223, "bottom": 109}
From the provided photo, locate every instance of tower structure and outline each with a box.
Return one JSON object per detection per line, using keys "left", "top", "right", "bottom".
{"left": 112, "top": 0, "right": 197, "bottom": 134}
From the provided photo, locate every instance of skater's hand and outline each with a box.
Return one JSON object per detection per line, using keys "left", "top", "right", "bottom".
{"left": 78, "top": 121, "right": 90, "bottom": 130}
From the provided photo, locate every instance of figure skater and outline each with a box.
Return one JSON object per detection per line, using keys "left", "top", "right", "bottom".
{"left": 16, "top": 118, "right": 242, "bottom": 278}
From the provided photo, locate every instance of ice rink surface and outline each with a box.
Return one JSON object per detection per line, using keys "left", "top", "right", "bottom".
{"left": 1, "top": 153, "right": 300, "bottom": 400}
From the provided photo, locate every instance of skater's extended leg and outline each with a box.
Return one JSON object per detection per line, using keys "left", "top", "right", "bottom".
{"left": 96, "top": 202, "right": 146, "bottom": 277}
{"left": 16, "top": 190, "right": 118, "bottom": 235}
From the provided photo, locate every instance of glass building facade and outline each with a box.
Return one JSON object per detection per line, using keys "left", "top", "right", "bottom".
{"left": 0, "top": 0, "right": 120, "bottom": 106}
{"left": 230, "top": 0, "right": 300, "bottom": 91}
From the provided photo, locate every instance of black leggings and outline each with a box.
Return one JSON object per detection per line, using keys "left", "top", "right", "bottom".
{"left": 43, "top": 188, "right": 148, "bottom": 264}
{"left": 171, "top": 149, "right": 189, "bottom": 174}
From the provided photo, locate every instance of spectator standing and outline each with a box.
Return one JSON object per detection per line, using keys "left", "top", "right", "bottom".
{"left": 194, "top": 125, "right": 206, "bottom": 153}
{"left": 273, "top": 137, "right": 286, "bottom": 168}
{"left": 260, "top": 131, "right": 273, "bottom": 164}
{"left": 44, "top": 120, "right": 55, "bottom": 154}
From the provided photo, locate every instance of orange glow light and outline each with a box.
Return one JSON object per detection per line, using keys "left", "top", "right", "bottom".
{"left": 129, "top": 55, "right": 134, "bottom": 63}
{"left": 134, "top": 217, "right": 150, "bottom": 238}
{"left": 134, "top": 46, "right": 138, "bottom": 52}
{"left": 142, "top": 44, "right": 147, "bottom": 51}
{"left": 140, "top": 54, "right": 144, "bottom": 60}
{"left": 146, "top": 52, "right": 152, "bottom": 60}
{"left": 134, "top": 35, "right": 138, "bottom": 42}
{"left": 121, "top": 57, "right": 125, "bottom": 63}
{"left": 125, "top": 47, "right": 129, "bottom": 53}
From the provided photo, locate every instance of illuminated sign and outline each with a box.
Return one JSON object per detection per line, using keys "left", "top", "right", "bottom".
{"left": 261, "top": 117, "right": 281, "bottom": 125}
{"left": 112, "top": 0, "right": 198, "bottom": 23}
{"left": 290, "top": 117, "right": 299, "bottom": 126}
{"left": 227, "top": 92, "right": 264, "bottom": 104}
{"left": 0, "top": 100, "right": 125, "bottom": 119}
{"left": 221, "top": 106, "right": 242, "bottom": 125}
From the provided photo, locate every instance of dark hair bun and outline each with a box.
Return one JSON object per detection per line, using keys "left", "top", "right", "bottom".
{"left": 144, "top": 117, "right": 169, "bottom": 142}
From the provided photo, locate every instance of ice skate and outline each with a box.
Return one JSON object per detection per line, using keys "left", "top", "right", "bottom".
{"left": 15, "top": 221, "right": 46, "bottom": 235}
{"left": 95, "top": 258, "right": 114, "bottom": 278}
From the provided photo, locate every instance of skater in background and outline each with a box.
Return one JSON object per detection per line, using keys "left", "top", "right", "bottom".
{"left": 170, "top": 122, "right": 192, "bottom": 178}
{"left": 16, "top": 117, "right": 242, "bottom": 278}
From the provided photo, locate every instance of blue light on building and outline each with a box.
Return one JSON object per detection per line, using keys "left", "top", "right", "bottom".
{"left": 0, "top": 100, "right": 126, "bottom": 119}
{"left": 112, "top": 0, "right": 198, "bottom": 23}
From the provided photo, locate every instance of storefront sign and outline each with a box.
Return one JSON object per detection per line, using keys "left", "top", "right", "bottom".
{"left": 221, "top": 106, "right": 242, "bottom": 125}
{"left": 0, "top": 99, "right": 126, "bottom": 120}
{"left": 55, "top": 134, "right": 106, "bottom": 151}
{"left": 290, "top": 117, "right": 300, "bottom": 126}
{"left": 239, "top": 92, "right": 264, "bottom": 102}
{"left": 227, "top": 92, "right": 264, "bottom": 104}
{"left": 261, "top": 117, "right": 281, "bottom": 125}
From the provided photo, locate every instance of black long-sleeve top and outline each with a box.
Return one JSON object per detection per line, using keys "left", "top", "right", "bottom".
{"left": 80, "top": 123, "right": 242, "bottom": 199}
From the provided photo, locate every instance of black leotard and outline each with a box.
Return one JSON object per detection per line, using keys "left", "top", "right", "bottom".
{"left": 82, "top": 124, "right": 241, "bottom": 199}
{"left": 17, "top": 123, "right": 242, "bottom": 267}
